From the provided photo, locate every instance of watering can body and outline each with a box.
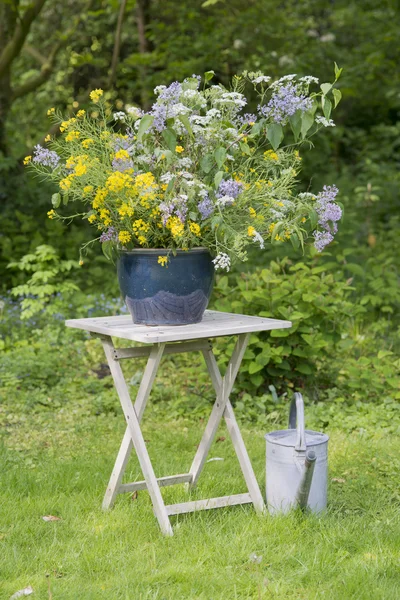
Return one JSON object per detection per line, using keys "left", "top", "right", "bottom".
{"left": 265, "top": 393, "right": 329, "bottom": 514}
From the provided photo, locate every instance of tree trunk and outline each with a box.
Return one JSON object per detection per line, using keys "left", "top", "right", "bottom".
{"left": 0, "top": 1, "right": 18, "bottom": 155}
{"left": 136, "top": 0, "right": 152, "bottom": 110}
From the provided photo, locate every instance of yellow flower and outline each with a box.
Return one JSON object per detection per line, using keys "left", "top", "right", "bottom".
{"left": 248, "top": 226, "right": 256, "bottom": 237}
{"left": 264, "top": 150, "right": 279, "bottom": 161}
{"left": 268, "top": 222, "right": 276, "bottom": 234}
{"left": 90, "top": 89, "right": 104, "bottom": 103}
{"left": 158, "top": 256, "right": 168, "bottom": 267}
{"left": 47, "top": 209, "right": 56, "bottom": 219}
{"left": 60, "top": 174, "right": 75, "bottom": 190}
{"left": 92, "top": 187, "right": 108, "bottom": 208}
{"left": 88, "top": 214, "right": 97, "bottom": 223}
{"left": 175, "top": 145, "right": 184, "bottom": 153}
{"left": 118, "top": 203, "right": 134, "bottom": 218}
{"left": 100, "top": 208, "right": 111, "bottom": 226}
{"left": 189, "top": 222, "right": 201, "bottom": 236}
{"left": 82, "top": 138, "right": 94, "bottom": 148}
{"left": 77, "top": 110, "right": 86, "bottom": 118}
{"left": 301, "top": 217, "right": 306, "bottom": 223}
{"left": 44, "top": 135, "right": 51, "bottom": 143}
{"left": 118, "top": 230, "right": 131, "bottom": 244}
{"left": 75, "top": 163, "right": 87, "bottom": 176}
{"left": 83, "top": 185, "right": 94, "bottom": 196}
{"left": 79, "top": 259, "right": 84, "bottom": 266}
{"left": 167, "top": 216, "right": 184, "bottom": 238}
{"left": 294, "top": 150, "right": 302, "bottom": 161}
{"left": 160, "top": 154, "right": 166, "bottom": 160}
{"left": 115, "top": 149, "right": 130, "bottom": 160}
{"left": 60, "top": 118, "right": 76, "bottom": 132}
{"left": 249, "top": 207, "right": 257, "bottom": 218}
{"left": 47, "top": 107, "right": 55, "bottom": 116}
{"left": 249, "top": 121, "right": 255, "bottom": 126}
{"left": 23, "top": 155, "right": 32, "bottom": 165}
{"left": 138, "top": 235, "right": 147, "bottom": 245}
{"left": 65, "top": 130, "right": 80, "bottom": 142}
{"left": 106, "top": 171, "right": 132, "bottom": 192}
{"left": 100, "top": 130, "right": 110, "bottom": 139}
{"left": 133, "top": 219, "right": 150, "bottom": 233}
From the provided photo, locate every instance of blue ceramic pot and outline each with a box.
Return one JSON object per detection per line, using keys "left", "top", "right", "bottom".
{"left": 117, "top": 248, "right": 215, "bottom": 325}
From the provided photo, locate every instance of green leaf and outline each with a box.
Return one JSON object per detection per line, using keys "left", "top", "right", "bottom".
{"left": 332, "top": 88, "right": 342, "bottom": 108}
{"left": 301, "top": 111, "right": 314, "bottom": 138}
{"left": 204, "top": 70, "right": 215, "bottom": 81}
{"left": 166, "top": 176, "right": 176, "bottom": 194}
{"left": 137, "top": 114, "right": 154, "bottom": 141}
{"left": 290, "top": 233, "right": 300, "bottom": 250}
{"left": 200, "top": 154, "right": 214, "bottom": 173}
{"left": 62, "top": 193, "right": 69, "bottom": 206}
{"left": 322, "top": 96, "right": 332, "bottom": 120}
{"left": 51, "top": 193, "right": 61, "bottom": 208}
{"left": 179, "top": 114, "right": 193, "bottom": 137}
{"left": 295, "top": 363, "right": 313, "bottom": 375}
{"left": 214, "top": 147, "right": 226, "bottom": 168}
{"left": 266, "top": 123, "right": 284, "bottom": 150}
{"left": 162, "top": 128, "right": 177, "bottom": 152}
{"left": 214, "top": 170, "right": 224, "bottom": 189}
{"left": 334, "top": 62, "right": 343, "bottom": 79}
{"left": 239, "top": 141, "right": 251, "bottom": 155}
{"left": 320, "top": 82, "right": 332, "bottom": 95}
{"left": 248, "top": 361, "right": 264, "bottom": 374}
{"left": 102, "top": 241, "right": 114, "bottom": 261}
{"left": 309, "top": 209, "right": 318, "bottom": 230}
{"left": 289, "top": 112, "right": 302, "bottom": 141}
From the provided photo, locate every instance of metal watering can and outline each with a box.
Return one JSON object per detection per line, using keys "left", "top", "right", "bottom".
{"left": 265, "top": 393, "right": 329, "bottom": 514}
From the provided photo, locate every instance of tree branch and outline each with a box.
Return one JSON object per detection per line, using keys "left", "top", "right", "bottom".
{"left": 0, "top": 0, "right": 48, "bottom": 77}
{"left": 12, "top": 39, "right": 63, "bottom": 99}
{"left": 24, "top": 44, "right": 49, "bottom": 66}
{"left": 108, "top": 0, "right": 128, "bottom": 87}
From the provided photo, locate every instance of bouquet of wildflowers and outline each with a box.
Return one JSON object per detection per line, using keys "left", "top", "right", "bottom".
{"left": 25, "top": 69, "right": 343, "bottom": 271}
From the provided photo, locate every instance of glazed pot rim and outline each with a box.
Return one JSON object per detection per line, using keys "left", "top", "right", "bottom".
{"left": 118, "top": 247, "right": 211, "bottom": 255}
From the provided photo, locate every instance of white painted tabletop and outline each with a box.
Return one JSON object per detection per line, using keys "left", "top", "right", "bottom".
{"left": 65, "top": 310, "right": 292, "bottom": 344}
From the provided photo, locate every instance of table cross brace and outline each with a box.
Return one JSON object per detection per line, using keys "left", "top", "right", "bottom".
{"left": 99, "top": 333, "right": 265, "bottom": 535}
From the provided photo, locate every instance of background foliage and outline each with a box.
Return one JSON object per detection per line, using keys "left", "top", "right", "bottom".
{"left": 0, "top": 0, "right": 399, "bottom": 409}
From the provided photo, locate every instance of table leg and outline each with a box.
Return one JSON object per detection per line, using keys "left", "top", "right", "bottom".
{"left": 188, "top": 334, "right": 249, "bottom": 488}
{"left": 101, "top": 337, "right": 173, "bottom": 535}
{"left": 202, "top": 348, "right": 266, "bottom": 514}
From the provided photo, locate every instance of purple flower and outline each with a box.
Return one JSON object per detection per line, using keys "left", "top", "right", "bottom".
{"left": 32, "top": 144, "right": 60, "bottom": 169}
{"left": 313, "top": 185, "right": 341, "bottom": 251}
{"left": 159, "top": 81, "right": 182, "bottom": 103}
{"left": 198, "top": 194, "right": 214, "bottom": 219}
{"left": 240, "top": 113, "right": 257, "bottom": 125}
{"left": 259, "top": 83, "right": 313, "bottom": 123}
{"left": 217, "top": 179, "right": 244, "bottom": 200}
{"left": 315, "top": 185, "right": 341, "bottom": 231}
{"left": 113, "top": 135, "right": 133, "bottom": 152}
{"left": 100, "top": 227, "right": 118, "bottom": 243}
{"left": 314, "top": 230, "right": 334, "bottom": 252}
{"left": 112, "top": 158, "right": 134, "bottom": 172}
{"left": 159, "top": 201, "right": 175, "bottom": 226}
{"left": 151, "top": 104, "right": 167, "bottom": 133}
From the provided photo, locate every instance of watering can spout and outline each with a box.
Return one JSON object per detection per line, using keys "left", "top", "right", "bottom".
{"left": 289, "top": 393, "right": 317, "bottom": 510}
{"left": 296, "top": 449, "right": 317, "bottom": 509}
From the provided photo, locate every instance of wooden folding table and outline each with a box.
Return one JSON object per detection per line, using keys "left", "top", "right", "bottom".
{"left": 66, "top": 310, "right": 292, "bottom": 535}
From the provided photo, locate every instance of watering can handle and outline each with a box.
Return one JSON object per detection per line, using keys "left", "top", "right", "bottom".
{"left": 288, "top": 392, "right": 306, "bottom": 452}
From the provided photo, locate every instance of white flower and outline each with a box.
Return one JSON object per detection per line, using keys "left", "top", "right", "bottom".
{"left": 212, "top": 253, "right": 231, "bottom": 271}
{"left": 250, "top": 229, "right": 265, "bottom": 249}
{"left": 113, "top": 111, "right": 126, "bottom": 121}
{"left": 252, "top": 75, "right": 271, "bottom": 84}
{"left": 178, "top": 157, "right": 192, "bottom": 168}
{"left": 198, "top": 188, "right": 209, "bottom": 197}
{"left": 270, "top": 74, "right": 297, "bottom": 89}
{"left": 160, "top": 172, "right": 174, "bottom": 183}
{"left": 154, "top": 85, "right": 166, "bottom": 95}
{"left": 127, "top": 106, "right": 143, "bottom": 119}
{"left": 300, "top": 75, "right": 319, "bottom": 85}
{"left": 315, "top": 115, "right": 336, "bottom": 127}
{"left": 216, "top": 195, "right": 235, "bottom": 208}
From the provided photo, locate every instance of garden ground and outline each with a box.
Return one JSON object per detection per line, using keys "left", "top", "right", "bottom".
{"left": 1, "top": 395, "right": 399, "bottom": 600}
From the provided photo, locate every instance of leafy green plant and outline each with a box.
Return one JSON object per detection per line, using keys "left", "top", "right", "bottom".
{"left": 8, "top": 245, "right": 79, "bottom": 319}
{"left": 212, "top": 256, "right": 364, "bottom": 393}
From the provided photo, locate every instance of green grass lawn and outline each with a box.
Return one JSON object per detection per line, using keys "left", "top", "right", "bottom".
{"left": 1, "top": 399, "right": 399, "bottom": 600}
